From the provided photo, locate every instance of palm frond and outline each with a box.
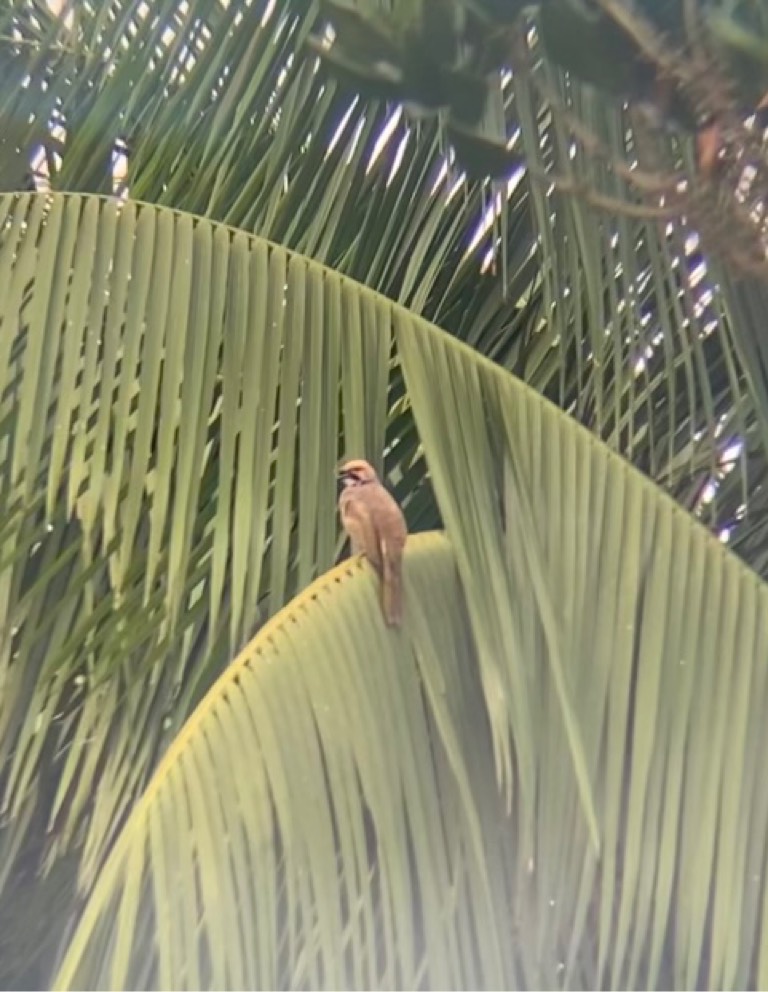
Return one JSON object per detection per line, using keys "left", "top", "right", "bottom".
{"left": 3, "top": 0, "right": 767, "bottom": 559}
{"left": 1, "top": 2, "right": 768, "bottom": 986}
{"left": 52, "top": 375, "right": 768, "bottom": 989}
{"left": 2, "top": 190, "right": 768, "bottom": 988}
{"left": 0, "top": 192, "right": 399, "bottom": 920}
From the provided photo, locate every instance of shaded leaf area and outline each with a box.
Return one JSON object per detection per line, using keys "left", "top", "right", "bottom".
{"left": 712, "top": 271, "right": 768, "bottom": 565}
{"left": 471, "top": 71, "right": 757, "bottom": 542}
{"left": 315, "top": 0, "right": 768, "bottom": 157}
{"left": 2, "top": 0, "right": 489, "bottom": 305}
{"left": 314, "top": 0, "right": 768, "bottom": 269}
{"left": 54, "top": 408, "right": 768, "bottom": 992}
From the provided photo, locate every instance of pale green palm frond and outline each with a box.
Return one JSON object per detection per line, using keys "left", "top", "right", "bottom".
{"left": 54, "top": 534, "right": 515, "bottom": 991}
{"left": 52, "top": 331, "right": 768, "bottom": 988}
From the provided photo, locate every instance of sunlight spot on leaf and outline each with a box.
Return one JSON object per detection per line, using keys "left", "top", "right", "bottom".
{"left": 466, "top": 167, "right": 525, "bottom": 257}
{"left": 261, "top": 0, "right": 277, "bottom": 26}
{"left": 367, "top": 107, "right": 403, "bottom": 173}
{"left": 325, "top": 99, "right": 359, "bottom": 158}
{"left": 386, "top": 130, "right": 410, "bottom": 186}
{"left": 699, "top": 480, "right": 717, "bottom": 505}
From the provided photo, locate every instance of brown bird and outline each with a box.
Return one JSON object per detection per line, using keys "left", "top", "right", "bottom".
{"left": 338, "top": 458, "right": 407, "bottom": 627}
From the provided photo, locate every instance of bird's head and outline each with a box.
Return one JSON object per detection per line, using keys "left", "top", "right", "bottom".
{"left": 338, "top": 458, "right": 378, "bottom": 487}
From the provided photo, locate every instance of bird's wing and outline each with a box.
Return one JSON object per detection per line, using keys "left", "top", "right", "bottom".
{"left": 340, "top": 494, "right": 384, "bottom": 574}
{"left": 368, "top": 486, "right": 408, "bottom": 552}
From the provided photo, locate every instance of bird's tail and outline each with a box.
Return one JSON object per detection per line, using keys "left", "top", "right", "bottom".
{"left": 381, "top": 551, "right": 403, "bottom": 627}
